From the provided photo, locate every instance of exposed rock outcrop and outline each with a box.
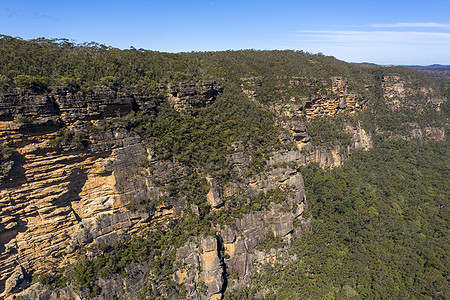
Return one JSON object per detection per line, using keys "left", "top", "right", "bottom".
{"left": 0, "top": 84, "right": 172, "bottom": 296}
{"left": 175, "top": 236, "right": 224, "bottom": 299}
{"left": 161, "top": 80, "right": 223, "bottom": 113}
{"left": 241, "top": 76, "right": 368, "bottom": 118}
{"left": 240, "top": 76, "right": 262, "bottom": 100}
{"left": 1, "top": 67, "right": 445, "bottom": 299}
{"left": 381, "top": 75, "right": 443, "bottom": 110}
{"left": 172, "top": 152, "right": 308, "bottom": 298}
{"left": 303, "top": 77, "right": 367, "bottom": 118}
{"left": 410, "top": 124, "right": 446, "bottom": 141}
{"left": 0, "top": 125, "right": 150, "bottom": 296}
{"left": 16, "top": 262, "right": 150, "bottom": 300}
{"left": 268, "top": 122, "right": 373, "bottom": 169}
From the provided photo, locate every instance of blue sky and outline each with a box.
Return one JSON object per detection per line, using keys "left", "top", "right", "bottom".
{"left": 1, "top": 0, "right": 449, "bottom": 65}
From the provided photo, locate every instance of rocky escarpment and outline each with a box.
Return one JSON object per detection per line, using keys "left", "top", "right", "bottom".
{"left": 382, "top": 75, "right": 445, "bottom": 110}
{"left": 0, "top": 79, "right": 309, "bottom": 299}
{"left": 0, "top": 122, "right": 150, "bottom": 297}
{"left": 0, "top": 81, "right": 222, "bottom": 298}
{"left": 268, "top": 122, "right": 373, "bottom": 169}
{"left": 300, "top": 77, "right": 367, "bottom": 118}
{"left": 0, "top": 67, "right": 446, "bottom": 299}
{"left": 161, "top": 80, "right": 223, "bottom": 113}
{"left": 410, "top": 124, "right": 445, "bottom": 141}
{"left": 12, "top": 161, "right": 308, "bottom": 300}
{"left": 240, "top": 76, "right": 262, "bottom": 100}
{"left": 173, "top": 163, "right": 308, "bottom": 299}
{"left": 0, "top": 81, "right": 222, "bottom": 123}
{"left": 242, "top": 76, "right": 368, "bottom": 118}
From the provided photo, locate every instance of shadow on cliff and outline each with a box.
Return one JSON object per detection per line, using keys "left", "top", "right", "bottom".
{"left": 217, "top": 236, "right": 229, "bottom": 295}
{"left": 49, "top": 151, "right": 94, "bottom": 222}
{"left": 0, "top": 152, "right": 28, "bottom": 294}
{"left": 0, "top": 151, "right": 27, "bottom": 190}
{"left": 0, "top": 151, "right": 28, "bottom": 247}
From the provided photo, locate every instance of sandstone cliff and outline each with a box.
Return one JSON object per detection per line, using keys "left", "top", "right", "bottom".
{"left": 0, "top": 68, "right": 446, "bottom": 299}
{"left": 0, "top": 81, "right": 223, "bottom": 298}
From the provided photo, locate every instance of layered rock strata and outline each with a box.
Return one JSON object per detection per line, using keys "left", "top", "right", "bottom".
{"left": 162, "top": 80, "right": 222, "bottom": 112}
{"left": 0, "top": 82, "right": 223, "bottom": 297}
{"left": 0, "top": 122, "right": 150, "bottom": 297}
{"left": 268, "top": 123, "right": 373, "bottom": 169}
{"left": 241, "top": 76, "right": 368, "bottom": 118}
{"left": 382, "top": 75, "right": 443, "bottom": 109}
{"left": 174, "top": 166, "right": 308, "bottom": 299}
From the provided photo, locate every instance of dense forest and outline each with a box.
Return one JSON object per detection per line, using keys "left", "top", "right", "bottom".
{"left": 227, "top": 138, "right": 449, "bottom": 299}
{"left": 0, "top": 35, "right": 448, "bottom": 299}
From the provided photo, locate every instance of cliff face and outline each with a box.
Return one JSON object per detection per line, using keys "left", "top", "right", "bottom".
{"left": 0, "top": 111, "right": 148, "bottom": 297}
{"left": 0, "top": 67, "right": 446, "bottom": 299}
{"left": 163, "top": 80, "right": 222, "bottom": 113}
{"left": 0, "top": 80, "right": 304, "bottom": 299}
{"left": 242, "top": 76, "right": 368, "bottom": 118}
{"left": 382, "top": 75, "right": 445, "bottom": 110}
{"left": 0, "top": 82, "right": 223, "bottom": 298}
{"left": 268, "top": 122, "right": 373, "bottom": 169}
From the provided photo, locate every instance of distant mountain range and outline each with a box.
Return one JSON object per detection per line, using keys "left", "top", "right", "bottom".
{"left": 353, "top": 63, "right": 450, "bottom": 71}
{"left": 403, "top": 64, "right": 450, "bottom": 71}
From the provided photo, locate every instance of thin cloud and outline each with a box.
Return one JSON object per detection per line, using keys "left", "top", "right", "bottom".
{"left": 42, "top": 14, "right": 59, "bottom": 22}
{"left": 287, "top": 29, "right": 450, "bottom": 64}
{"left": 7, "top": 11, "right": 18, "bottom": 18}
{"left": 292, "top": 30, "right": 450, "bottom": 46}
{"left": 371, "top": 22, "right": 450, "bottom": 29}
{"left": 6, "top": 9, "right": 58, "bottom": 22}
{"left": 31, "top": 12, "right": 59, "bottom": 22}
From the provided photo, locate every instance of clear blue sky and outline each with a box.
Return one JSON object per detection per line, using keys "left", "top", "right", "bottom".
{"left": 1, "top": 0, "right": 449, "bottom": 65}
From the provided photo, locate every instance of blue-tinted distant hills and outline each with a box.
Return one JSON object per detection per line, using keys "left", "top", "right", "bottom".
{"left": 404, "top": 64, "right": 450, "bottom": 71}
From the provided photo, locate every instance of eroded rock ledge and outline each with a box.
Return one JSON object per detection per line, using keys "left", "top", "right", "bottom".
{"left": 0, "top": 81, "right": 223, "bottom": 297}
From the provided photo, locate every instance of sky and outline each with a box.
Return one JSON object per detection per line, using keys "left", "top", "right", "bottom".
{"left": 1, "top": 0, "right": 449, "bottom": 65}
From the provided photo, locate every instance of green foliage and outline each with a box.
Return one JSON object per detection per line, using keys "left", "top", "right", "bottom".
{"left": 125, "top": 197, "right": 156, "bottom": 213}
{"left": 306, "top": 116, "right": 352, "bottom": 148}
{"left": 14, "top": 74, "right": 49, "bottom": 89}
{"left": 251, "top": 139, "right": 449, "bottom": 299}
{"left": 224, "top": 287, "right": 257, "bottom": 300}
{"left": 0, "top": 144, "right": 13, "bottom": 162}
{"left": 32, "top": 271, "right": 68, "bottom": 289}
{"left": 1, "top": 35, "right": 441, "bottom": 101}
{"left": 51, "top": 129, "right": 88, "bottom": 149}
{"left": 14, "top": 114, "right": 36, "bottom": 124}
{"left": 256, "top": 231, "right": 285, "bottom": 251}
{"left": 210, "top": 188, "right": 289, "bottom": 225}
{"left": 128, "top": 82, "right": 283, "bottom": 183}
{"left": 3, "top": 35, "right": 448, "bottom": 299}
{"left": 40, "top": 224, "right": 191, "bottom": 297}
{"left": 0, "top": 74, "right": 12, "bottom": 90}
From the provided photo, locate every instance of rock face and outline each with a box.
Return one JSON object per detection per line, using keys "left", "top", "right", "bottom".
{"left": 242, "top": 76, "right": 367, "bottom": 118}
{"left": 0, "top": 123, "right": 150, "bottom": 297}
{"left": 268, "top": 122, "right": 373, "bottom": 169}
{"left": 0, "top": 70, "right": 445, "bottom": 299}
{"left": 410, "top": 124, "right": 446, "bottom": 141}
{"left": 175, "top": 236, "right": 224, "bottom": 299}
{"left": 0, "top": 81, "right": 222, "bottom": 123}
{"left": 3, "top": 265, "right": 25, "bottom": 295}
{"left": 0, "top": 85, "right": 190, "bottom": 297}
{"left": 19, "top": 262, "right": 150, "bottom": 300}
{"left": 240, "top": 77, "right": 262, "bottom": 101}
{"left": 240, "top": 76, "right": 373, "bottom": 168}
{"left": 169, "top": 142, "right": 309, "bottom": 299}
{"left": 303, "top": 77, "right": 367, "bottom": 118}
{"left": 162, "top": 80, "right": 223, "bottom": 112}
{"left": 174, "top": 166, "right": 308, "bottom": 298}
{"left": 381, "top": 75, "right": 442, "bottom": 109}
{"left": 0, "top": 86, "right": 150, "bottom": 123}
